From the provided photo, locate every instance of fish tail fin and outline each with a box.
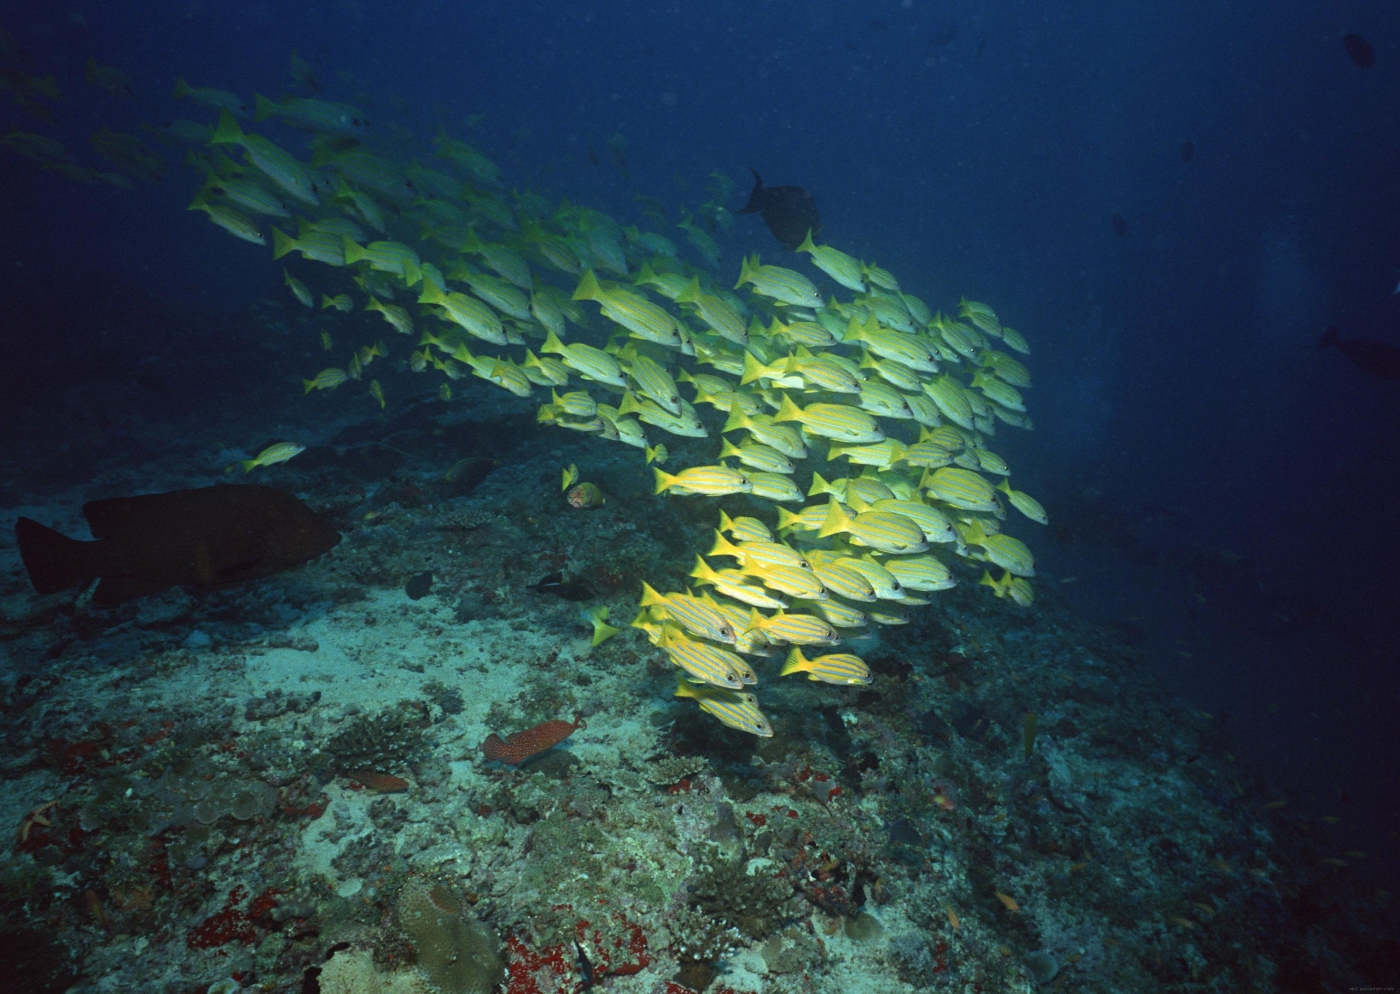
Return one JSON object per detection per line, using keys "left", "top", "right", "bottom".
{"left": 735, "top": 254, "right": 756, "bottom": 290}
{"left": 708, "top": 528, "right": 741, "bottom": 559}
{"left": 15, "top": 518, "right": 96, "bottom": 595}
{"left": 209, "top": 108, "right": 244, "bottom": 146}
{"left": 1319, "top": 326, "right": 1339, "bottom": 349}
{"left": 173, "top": 77, "right": 193, "bottom": 99}
{"left": 808, "top": 471, "right": 832, "bottom": 497}
{"left": 653, "top": 467, "right": 676, "bottom": 495}
{"left": 639, "top": 581, "right": 667, "bottom": 609}
{"left": 674, "top": 675, "right": 698, "bottom": 699}
{"left": 541, "top": 329, "right": 566, "bottom": 355}
{"left": 740, "top": 350, "right": 769, "bottom": 386}
{"left": 618, "top": 390, "right": 643, "bottom": 416}
{"left": 253, "top": 93, "right": 278, "bottom": 122}
{"left": 270, "top": 227, "right": 296, "bottom": 260}
{"left": 674, "top": 276, "right": 702, "bottom": 304}
{"left": 240, "top": 459, "right": 258, "bottom": 472}
{"left": 572, "top": 268, "right": 603, "bottom": 302}
{"left": 780, "top": 646, "right": 809, "bottom": 677}
{"left": 817, "top": 497, "right": 853, "bottom": 539}
{"left": 721, "top": 406, "right": 751, "bottom": 434}
{"left": 797, "top": 230, "right": 817, "bottom": 254}
{"left": 341, "top": 236, "right": 365, "bottom": 265}
{"left": 774, "top": 394, "right": 803, "bottom": 424}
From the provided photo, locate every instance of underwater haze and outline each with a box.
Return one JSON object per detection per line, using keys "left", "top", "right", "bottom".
{"left": 1, "top": 0, "right": 1398, "bottom": 991}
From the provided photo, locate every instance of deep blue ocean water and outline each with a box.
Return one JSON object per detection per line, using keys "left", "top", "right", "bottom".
{"left": 2, "top": 0, "right": 1398, "bottom": 974}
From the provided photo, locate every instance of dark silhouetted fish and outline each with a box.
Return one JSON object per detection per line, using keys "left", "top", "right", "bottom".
{"left": 1319, "top": 326, "right": 1400, "bottom": 379}
{"left": 1344, "top": 33, "right": 1375, "bottom": 68}
{"left": 738, "top": 168, "right": 820, "bottom": 249}
{"left": 1111, "top": 212, "right": 1128, "bottom": 237}
{"left": 15, "top": 484, "right": 340, "bottom": 606}
{"left": 1180, "top": 140, "right": 1195, "bottom": 162}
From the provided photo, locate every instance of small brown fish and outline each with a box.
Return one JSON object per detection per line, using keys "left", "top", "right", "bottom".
{"left": 16, "top": 485, "right": 340, "bottom": 606}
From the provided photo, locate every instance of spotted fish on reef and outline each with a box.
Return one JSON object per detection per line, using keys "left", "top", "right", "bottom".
{"left": 738, "top": 168, "right": 821, "bottom": 249}
{"left": 15, "top": 485, "right": 340, "bottom": 606}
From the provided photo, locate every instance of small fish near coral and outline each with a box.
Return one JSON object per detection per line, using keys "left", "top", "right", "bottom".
{"left": 481, "top": 716, "right": 586, "bottom": 765}
{"left": 15, "top": 484, "right": 340, "bottom": 606}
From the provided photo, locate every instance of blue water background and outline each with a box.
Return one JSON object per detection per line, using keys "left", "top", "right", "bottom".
{"left": 2, "top": 0, "right": 1397, "bottom": 886}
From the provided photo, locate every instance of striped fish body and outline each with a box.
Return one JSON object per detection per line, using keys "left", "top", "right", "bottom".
{"left": 676, "top": 678, "right": 773, "bottom": 736}
{"left": 781, "top": 647, "right": 871, "bottom": 685}
{"left": 937, "top": 319, "right": 986, "bottom": 359}
{"left": 654, "top": 465, "right": 751, "bottom": 496}
{"left": 808, "top": 560, "right": 877, "bottom": 602}
{"left": 819, "top": 501, "right": 929, "bottom": 555}
{"left": 720, "top": 439, "right": 794, "bottom": 475}
{"left": 541, "top": 330, "right": 625, "bottom": 387}
{"left": 896, "top": 392, "right": 937, "bottom": 430}
{"left": 795, "top": 597, "right": 868, "bottom": 629}
{"left": 861, "top": 353, "right": 922, "bottom": 391}
{"left": 737, "top": 255, "right": 823, "bottom": 308}
{"left": 724, "top": 410, "right": 808, "bottom": 458}
{"left": 1001, "top": 326, "right": 1031, "bottom": 355}
{"left": 663, "top": 631, "right": 746, "bottom": 689}
{"left": 903, "top": 440, "right": 955, "bottom": 469}
{"left": 972, "top": 371, "right": 1026, "bottom": 412}
{"left": 750, "top": 611, "right": 840, "bottom": 646}
{"left": 742, "top": 562, "right": 827, "bottom": 600}
{"left": 923, "top": 376, "right": 976, "bottom": 430}
{"left": 423, "top": 287, "right": 507, "bottom": 346}
{"left": 828, "top": 439, "right": 906, "bottom": 470}
{"left": 625, "top": 355, "right": 682, "bottom": 414}
{"left": 747, "top": 471, "right": 804, "bottom": 503}
{"left": 777, "top": 503, "right": 835, "bottom": 535}
{"left": 979, "top": 349, "right": 1032, "bottom": 387}
{"left": 796, "top": 233, "right": 866, "bottom": 292}
{"left": 775, "top": 396, "right": 884, "bottom": 444}
{"left": 522, "top": 350, "right": 571, "bottom": 387}
{"left": 999, "top": 482, "right": 1048, "bottom": 525}
{"left": 639, "top": 583, "right": 736, "bottom": 643}
{"left": 977, "top": 533, "right": 1036, "bottom": 577}
{"left": 836, "top": 555, "right": 904, "bottom": 600}
{"left": 883, "top": 554, "right": 956, "bottom": 592}
{"left": 719, "top": 511, "right": 773, "bottom": 543}
{"left": 788, "top": 355, "right": 861, "bottom": 393}
{"left": 870, "top": 498, "right": 959, "bottom": 544}
{"left": 923, "top": 467, "right": 999, "bottom": 512}
{"left": 866, "top": 293, "right": 915, "bottom": 332}
{"left": 857, "top": 380, "right": 915, "bottom": 420}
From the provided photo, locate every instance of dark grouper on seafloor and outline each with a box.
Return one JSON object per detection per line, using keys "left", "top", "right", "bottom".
{"left": 14, "top": 484, "right": 340, "bottom": 606}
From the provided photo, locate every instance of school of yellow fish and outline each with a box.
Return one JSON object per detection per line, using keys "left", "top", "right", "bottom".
{"left": 5, "top": 54, "right": 1046, "bottom": 737}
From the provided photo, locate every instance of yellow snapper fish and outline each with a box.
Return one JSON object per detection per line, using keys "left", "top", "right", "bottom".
{"left": 796, "top": 232, "right": 867, "bottom": 292}
{"left": 688, "top": 558, "right": 789, "bottom": 610}
{"left": 708, "top": 530, "right": 810, "bottom": 572}
{"left": 781, "top": 646, "right": 872, "bottom": 686}
{"left": 818, "top": 499, "right": 929, "bottom": 555}
{"left": 175, "top": 78, "right": 250, "bottom": 116}
{"left": 541, "top": 329, "right": 626, "bottom": 387}
{"left": 84, "top": 59, "right": 135, "bottom": 97}
{"left": 674, "top": 676, "right": 773, "bottom": 737}
{"left": 187, "top": 194, "right": 264, "bottom": 245}
{"left": 209, "top": 110, "right": 320, "bottom": 206}
{"left": 980, "top": 569, "right": 1034, "bottom": 607}
{"left": 619, "top": 392, "right": 707, "bottom": 438}
{"left": 675, "top": 277, "right": 749, "bottom": 346}
{"left": 653, "top": 465, "right": 752, "bottom": 497}
{"left": 660, "top": 626, "right": 746, "bottom": 689}
{"left": 321, "top": 293, "right": 353, "bottom": 312}
{"left": 645, "top": 442, "right": 669, "bottom": 465}
{"left": 303, "top": 368, "right": 347, "bottom": 393}
{"left": 573, "top": 269, "right": 684, "bottom": 350}
{"left": 284, "top": 270, "right": 314, "bottom": 307}
{"left": 677, "top": 215, "right": 723, "bottom": 269}
{"left": 343, "top": 238, "right": 422, "bottom": 284}
{"left": 419, "top": 282, "right": 506, "bottom": 346}
{"left": 639, "top": 582, "right": 737, "bottom": 643}
{"left": 365, "top": 297, "right": 414, "bottom": 335}
{"left": 561, "top": 463, "right": 580, "bottom": 492}
{"left": 240, "top": 441, "right": 304, "bottom": 472}
{"left": 997, "top": 479, "right": 1048, "bottom": 524}
{"left": 745, "top": 609, "right": 840, "bottom": 646}
{"left": 774, "top": 395, "right": 885, "bottom": 444}
{"left": 719, "top": 510, "right": 773, "bottom": 543}
{"left": 922, "top": 466, "right": 1000, "bottom": 512}
{"left": 735, "top": 255, "right": 823, "bottom": 309}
